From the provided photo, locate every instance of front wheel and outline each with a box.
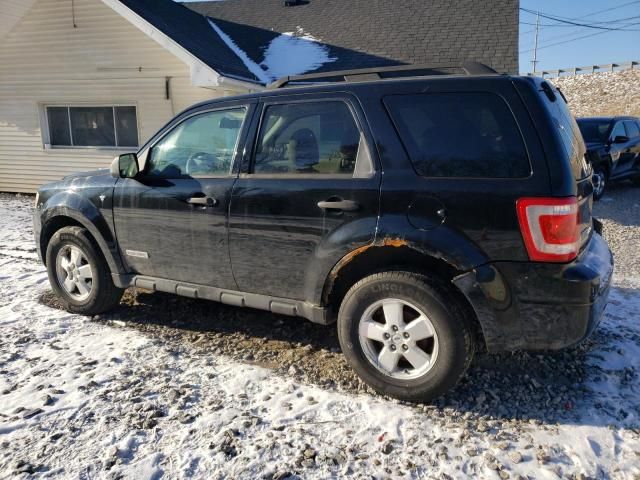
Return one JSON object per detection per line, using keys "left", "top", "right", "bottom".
{"left": 45, "top": 226, "right": 124, "bottom": 315}
{"left": 337, "top": 271, "right": 475, "bottom": 402}
{"left": 592, "top": 167, "right": 608, "bottom": 201}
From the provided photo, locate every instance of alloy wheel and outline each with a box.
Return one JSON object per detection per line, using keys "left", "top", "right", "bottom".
{"left": 358, "top": 298, "right": 439, "bottom": 380}
{"left": 55, "top": 245, "right": 93, "bottom": 301}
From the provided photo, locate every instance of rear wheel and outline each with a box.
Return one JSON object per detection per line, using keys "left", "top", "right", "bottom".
{"left": 337, "top": 271, "right": 475, "bottom": 402}
{"left": 45, "top": 226, "right": 124, "bottom": 315}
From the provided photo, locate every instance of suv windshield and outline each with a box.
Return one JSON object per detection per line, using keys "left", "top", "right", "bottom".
{"left": 576, "top": 119, "right": 612, "bottom": 144}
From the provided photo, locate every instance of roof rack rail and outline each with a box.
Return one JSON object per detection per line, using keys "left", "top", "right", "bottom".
{"left": 267, "top": 61, "right": 498, "bottom": 89}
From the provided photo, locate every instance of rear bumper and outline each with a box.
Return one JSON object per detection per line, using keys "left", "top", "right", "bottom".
{"left": 454, "top": 232, "right": 613, "bottom": 352}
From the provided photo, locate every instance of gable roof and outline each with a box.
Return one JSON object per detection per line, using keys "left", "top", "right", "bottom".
{"left": 111, "top": 0, "right": 518, "bottom": 87}
{"left": 117, "top": 0, "right": 262, "bottom": 83}
{"left": 187, "top": 0, "right": 519, "bottom": 76}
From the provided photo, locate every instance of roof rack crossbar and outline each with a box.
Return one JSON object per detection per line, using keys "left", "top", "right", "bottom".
{"left": 267, "top": 61, "right": 498, "bottom": 89}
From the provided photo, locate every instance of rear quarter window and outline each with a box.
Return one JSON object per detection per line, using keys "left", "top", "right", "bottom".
{"left": 384, "top": 92, "right": 531, "bottom": 178}
{"left": 540, "top": 81, "right": 589, "bottom": 180}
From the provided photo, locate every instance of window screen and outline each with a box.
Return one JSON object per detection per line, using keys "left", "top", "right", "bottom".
{"left": 46, "top": 106, "right": 138, "bottom": 148}
{"left": 385, "top": 92, "right": 531, "bottom": 178}
{"left": 253, "top": 101, "right": 362, "bottom": 175}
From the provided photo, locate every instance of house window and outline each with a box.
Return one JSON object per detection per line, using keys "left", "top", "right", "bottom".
{"left": 45, "top": 106, "right": 139, "bottom": 148}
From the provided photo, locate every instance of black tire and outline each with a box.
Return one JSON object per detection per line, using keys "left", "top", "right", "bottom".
{"left": 337, "top": 271, "right": 475, "bottom": 402}
{"left": 592, "top": 166, "right": 608, "bottom": 201}
{"left": 45, "top": 226, "right": 124, "bottom": 315}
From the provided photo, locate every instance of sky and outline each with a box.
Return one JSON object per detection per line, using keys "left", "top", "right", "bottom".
{"left": 519, "top": 0, "right": 640, "bottom": 73}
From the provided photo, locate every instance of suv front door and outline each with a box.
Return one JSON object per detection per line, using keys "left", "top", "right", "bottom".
{"left": 619, "top": 120, "right": 640, "bottom": 174}
{"left": 113, "top": 102, "right": 254, "bottom": 288}
{"left": 228, "top": 94, "right": 381, "bottom": 303}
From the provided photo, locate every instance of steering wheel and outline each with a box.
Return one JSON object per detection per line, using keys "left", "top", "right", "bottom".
{"left": 186, "top": 151, "right": 218, "bottom": 176}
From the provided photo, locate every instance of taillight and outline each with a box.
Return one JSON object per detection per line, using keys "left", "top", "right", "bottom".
{"left": 516, "top": 197, "right": 580, "bottom": 262}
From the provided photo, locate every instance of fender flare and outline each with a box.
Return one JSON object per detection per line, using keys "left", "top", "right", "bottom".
{"left": 40, "top": 191, "right": 125, "bottom": 275}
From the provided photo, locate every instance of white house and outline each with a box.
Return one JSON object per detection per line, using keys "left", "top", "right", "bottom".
{"left": 0, "top": 0, "right": 519, "bottom": 193}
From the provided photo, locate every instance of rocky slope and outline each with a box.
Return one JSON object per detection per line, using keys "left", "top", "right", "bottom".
{"left": 552, "top": 68, "right": 640, "bottom": 118}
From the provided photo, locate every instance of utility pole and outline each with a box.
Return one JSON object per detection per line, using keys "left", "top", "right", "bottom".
{"left": 531, "top": 11, "right": 540, "bottom": 73}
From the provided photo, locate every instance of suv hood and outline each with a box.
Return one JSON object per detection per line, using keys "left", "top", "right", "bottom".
{"left": 585, "top": 141, "right": 607, "bottom": 152}
{"left": 39, "top": 168, "right": 117, "bottom": 193}
{"left": 63, "top": 168, "right": 111, "bottom": 180}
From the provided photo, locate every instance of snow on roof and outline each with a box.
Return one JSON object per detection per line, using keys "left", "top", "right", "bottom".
{"left": 208, "top": 20, "right": 336, "bottom": 84}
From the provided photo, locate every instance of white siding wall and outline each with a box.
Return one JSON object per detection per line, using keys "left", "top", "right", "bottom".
{"left": 0, "top": 0, "right": 38, "bottom": 37}
{"left": 0, "top": 0, "right": 238, "bottom": 192}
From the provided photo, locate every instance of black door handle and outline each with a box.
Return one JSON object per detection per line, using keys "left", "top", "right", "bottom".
{"left": 317, "top": 199, "right": 360, "bottom": 211}
{"left": 187, "top": 196, "right": 218, "bottom": 207}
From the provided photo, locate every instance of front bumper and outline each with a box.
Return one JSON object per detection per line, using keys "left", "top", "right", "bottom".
{"left": 454, "top": 232, "right": 614, "bottom": 352}
{"left": 33, "top": 205, "right": 44, "bottom": 264}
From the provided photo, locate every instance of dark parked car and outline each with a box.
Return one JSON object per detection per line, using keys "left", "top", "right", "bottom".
{"left": 33, "top": 63, "right": 613, "bottom": 402}
{"left": 577, "top": 116, "right": 640, "bottom": 200}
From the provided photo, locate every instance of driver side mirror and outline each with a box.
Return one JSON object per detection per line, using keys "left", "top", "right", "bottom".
{"left": 612, "top": 135, "right": 629, "bottom": 145}
{"left": 110, "top": 153, "right": 139, "bottom": 178}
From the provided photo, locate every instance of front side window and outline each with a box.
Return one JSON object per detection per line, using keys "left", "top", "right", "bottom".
{"left": 146, "top": 108, "right": 246, "bottom": 178}
{"left": 253, "top": 101, "right": 363, "bottom": 175}
{"left": 45, "top": 106, "right": 138, "bottom": 148}
{"left": 624, "top": 121, "right": 640, "bottom": 138}
{"left": 610, "top": 122, "right": 626, "bottom": 140}
{"left": 385, "top": 92, "right": 531, "bottom": 178}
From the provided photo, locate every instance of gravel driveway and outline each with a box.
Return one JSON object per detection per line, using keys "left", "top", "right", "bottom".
{"left": 1, "top": 190, "right": 639, "bottom": 479}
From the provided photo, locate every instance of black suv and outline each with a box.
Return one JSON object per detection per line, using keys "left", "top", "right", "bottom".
{"left": 577, "top": 116, "right": 640, "bottom": 200}
{"left": 34, "top": 63, "right": 613, "bottom": 401}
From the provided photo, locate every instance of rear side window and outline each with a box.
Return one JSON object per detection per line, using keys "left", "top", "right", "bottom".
{"left": 384, "top": 92, "right": 531, "bottom": 178}
{"left": 253, "top": 101, "right": 369, "bottom": 176}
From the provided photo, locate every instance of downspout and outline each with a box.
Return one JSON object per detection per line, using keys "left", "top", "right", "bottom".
{"left": 165, "top": 76, "right": 175, "bottom": 115}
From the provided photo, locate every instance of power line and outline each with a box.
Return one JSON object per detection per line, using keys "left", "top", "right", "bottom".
{"left": 521, "top": 15, "right": 640, "bottom": 28}
{"left": 520, "top": 21, "right": 640, "bottom": 55}
{"left": 520, "top": 8, "right": 640, "bottom": 31}
{"left": 519, "top": 0, "right": 640, "bottom": 69}
{"left": 530, "top": 0, "right": 640, "bottom": 22}
{"left": 519, "top": 1, "right": 640, "bottom": 35}
{"left": 525, "top": 13, "right": 640, "bottom": 48}
{"left": 520, "top": 0, "right": 640, "bottom": 39}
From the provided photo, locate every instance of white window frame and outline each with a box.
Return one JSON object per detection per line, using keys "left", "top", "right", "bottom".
{"left": 40, "top": 103, "right": 140, "bottom": 151}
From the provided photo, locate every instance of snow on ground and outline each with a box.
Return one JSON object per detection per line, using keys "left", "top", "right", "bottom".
{"left": 1, "top": 192, "right": 640, "bottom": 479}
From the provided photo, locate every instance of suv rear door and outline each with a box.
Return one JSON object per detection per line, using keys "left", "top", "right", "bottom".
{"left": 228, "top": 92, "right": 381, "bottom": 302}
{"left": 378, "top": 78, "right": 550, "bottom": 263}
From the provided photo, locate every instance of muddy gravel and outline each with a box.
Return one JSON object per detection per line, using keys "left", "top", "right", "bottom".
{"left": 33, "top": 178, "right": 639, "bottom": 419}
{"left": 593, "top": 181, "right": 640, "bottom": 279}
{"left": 12, "top": 182, "right": 640, "bottom": 410}
{"left": 29, "top": 181, "right": 640, "bottom": 409}
{"left": 3, "top": 190, "right": 640, "bottom": 478}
